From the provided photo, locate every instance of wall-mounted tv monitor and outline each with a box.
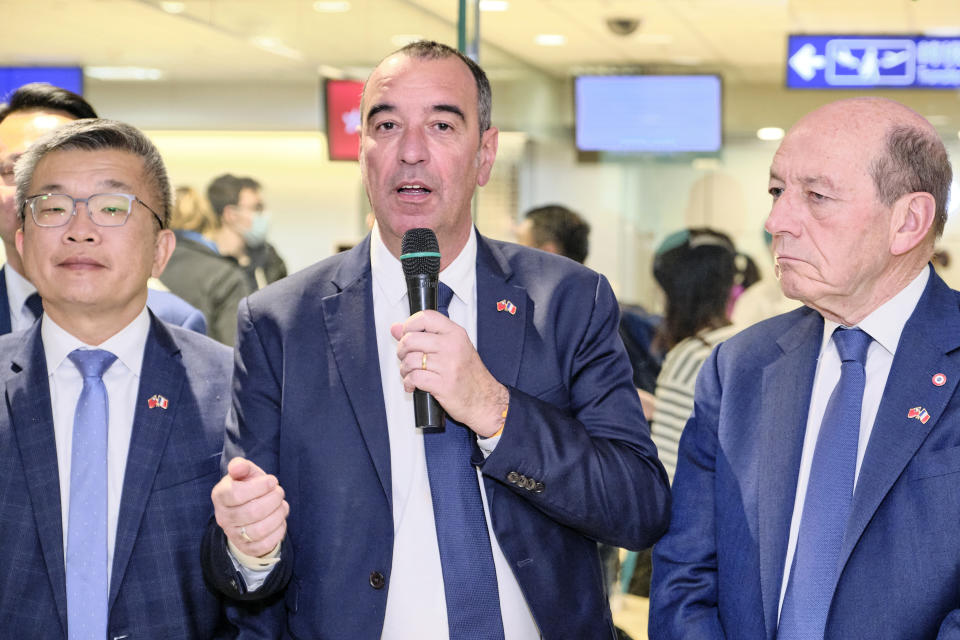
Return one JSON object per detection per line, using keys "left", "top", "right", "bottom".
{"left": 0, "top": 67, "right": 84, "bottom": 102}
{"left": 324, "top": 79, "right": 364, "bottom": 161}
{"left": 575, "top": 75, "right": 722, "bottom": 153}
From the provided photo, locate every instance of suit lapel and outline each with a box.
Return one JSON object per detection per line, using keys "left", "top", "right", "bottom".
{"left": 8, "top": 324, "right": 68, "bottom": 633}
{"left": 839, "top": 271, "right": 960, "bottom": 570}
{"left": 322, "top": 237, "right": 393, "bottom": 505}
{"left": 0, "top": 266, "right": 13, "bottom": 335}
{"left": 109, "top": 315, "right": 183, "bottom": 608}
{"left": 475, "top": 234, "right": 526, "bottom": 389}
{"left": 756, "top": 309, "right": 823, "bottom": 639}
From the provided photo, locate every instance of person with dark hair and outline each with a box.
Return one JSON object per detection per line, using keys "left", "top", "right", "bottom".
{"left": 0, "top": 82, "right": 206, "bottom": 335}
{"left": 159, "top": 186, "right": 252, "bottom": 345}
{"left": 649, "top": 228, "right": 740, "bottom": 482}
{"left": 652, "top": 98, "right": 960, "bottom": 639}
{"left": 0, "top": 118, "right": 247, "bottom": 638}
{"left": 518, "top": 204, "right": 591, "bottom": 264}
{"left": 208, "top": 173, "right": 287, "bottom": 292}
{"left": 203, "top": 40, "right": 669, "bottom": 639}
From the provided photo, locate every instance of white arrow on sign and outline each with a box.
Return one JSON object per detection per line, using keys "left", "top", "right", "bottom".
{"left": 789, "top": 43, "right": 827, "bottom": 81}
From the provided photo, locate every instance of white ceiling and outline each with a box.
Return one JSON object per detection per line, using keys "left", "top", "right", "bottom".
{"left": 4, "top": 0, "right": 960, "bottom": 85}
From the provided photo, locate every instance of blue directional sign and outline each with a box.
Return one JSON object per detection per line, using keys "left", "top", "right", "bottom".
{"left": 787, "top": 35, "right": 960, "bottom": 89}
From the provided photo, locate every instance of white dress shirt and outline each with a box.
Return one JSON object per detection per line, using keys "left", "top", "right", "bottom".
{"left": 371, "top": 224, "right": 540, "bottom": 640}
{"left": 777, "top": 267, "right": 929, "bottom": 617}
{"left": 5, "top": 263, "right": 40, "bottom": 332}
{"left": 44, "top": 306, "right": 150, "bottom": 586}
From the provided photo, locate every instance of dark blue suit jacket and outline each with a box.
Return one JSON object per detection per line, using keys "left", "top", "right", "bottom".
{"left": 650, "top": 267, "right": 960, "bottom": 639}
{"left": 0, "top": 313, "right": 254, "bottom": 639}
{"left": 204, "top": 231, "right": 670, "bottom": 639}
{"left": 0, "top": 265, "right": 207, "bottom": 335}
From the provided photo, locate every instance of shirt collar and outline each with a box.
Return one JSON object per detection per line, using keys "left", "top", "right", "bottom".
{"left": 4, "top": 263, "right": 37, "bottom": 315}
{"left": 370, "top": 222, "right": 477, "bottom": 308}
{"left": 42, "top": 305, "right": 151, "bottom": 378}
{"left": 821, "top": 266, "right": 930, "bottom": 356}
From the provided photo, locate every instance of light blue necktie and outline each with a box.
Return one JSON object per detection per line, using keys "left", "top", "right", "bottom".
{"left": 65, "top": 349, "right": 117, "bottom": 640}
{"left": 778, "top": 327, "right": 872, "bottom": 640}
{"left": 423, "top": 283, "right": 505, "bottom": 640}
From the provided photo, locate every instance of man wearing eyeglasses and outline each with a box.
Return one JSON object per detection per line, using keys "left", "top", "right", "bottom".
{"left": 0, "top": 82, "right": 207, "bottom": 336}
{"left": 0, "top": 118, "right": 253, "bottom": 639}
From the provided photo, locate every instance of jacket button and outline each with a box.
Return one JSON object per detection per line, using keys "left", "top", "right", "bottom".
{"left": 507, "top": 471, "right": 520, "bottom": 484}
{"left": 534, "top": 482, "right": 545, "bottom": 493}
{"left": 369, "top": 571, "right": 386, "bottom": 589}
{"left": 523, "top": 477, "right": 536, "bottom": 490}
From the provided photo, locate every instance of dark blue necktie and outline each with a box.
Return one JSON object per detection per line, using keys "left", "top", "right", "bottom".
{"left": 65, "top": 348, "right": 117, "bottom": 640}
{"left": 423, "top": 282, "right": 505, "bottom": 640}
{"left": 25, "top": 292, "right": 43, "bottom": 320}
{"left": 779, "top": 327, "right": 872, "bottom": 640}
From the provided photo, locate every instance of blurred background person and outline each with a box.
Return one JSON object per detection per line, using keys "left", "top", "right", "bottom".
{"left": 207, "top": 173, "right": 287, "bottom": 292}
{"left": 159, "top": 185, "right": 251, "bottom": 345}
{"left": 649, "top": 228, "right": 741, "bottom": 484}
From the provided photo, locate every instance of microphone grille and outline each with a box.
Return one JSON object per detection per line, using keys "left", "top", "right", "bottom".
{"left": 400, "top": 228, "right": 441, "bottom": 276}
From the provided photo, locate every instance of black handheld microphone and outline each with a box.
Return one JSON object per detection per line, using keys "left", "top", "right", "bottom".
{"left": 400, "top": 228, "right": 445, "bottom": 429}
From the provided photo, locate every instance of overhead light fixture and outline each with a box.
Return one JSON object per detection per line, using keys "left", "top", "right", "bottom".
{"left": 313, "top": 1, "right": 350, "bottom": 12}
{"left": 390, "top": 34, "right": 423, "bottom": 47}
{"left": 318, "top": 64, "right": 345, "bottom": 78}
{"left": 757, "top": 127, "right": 785, "bottom": 141}
{"left": 535, "top": 34, "right": 567, "bottom": 46}
{"left": 479, "top": 0, "right": 509, "bottom": 11}
{"left": 160, "top": 1, "right": 185, "bottom": 13}
{"left": 250, "top": 36, "right": 303, "bottom": 60}
{"left": 85, "top": 66, "right": 164, "bottom": 81}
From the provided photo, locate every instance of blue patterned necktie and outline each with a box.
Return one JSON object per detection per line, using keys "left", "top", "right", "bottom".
{"left": 65, "top": 348, "right": 117, "bottom": 640}
{"left": 423, "top": 282, "right": 505, "bottom": 640}
{"left": 779, "top": 327, "right": 872, "bottom": 640}
{"left": 25, "top": 292, "right": 43, "bottom": 320}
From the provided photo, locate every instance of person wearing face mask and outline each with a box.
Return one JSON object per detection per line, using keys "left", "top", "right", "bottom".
{"left": 207, "top": 174, "right": 287, "bottom": 292}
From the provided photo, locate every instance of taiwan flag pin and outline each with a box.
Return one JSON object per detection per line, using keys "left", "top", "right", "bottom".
{"left": 147, "top": 394, "right": 169, "bottom": 409}
{"left": 496, "top": 299, "right": 517, "bottom": 315}
{"left": 932, "top": 373, "right": 947, "bottom": 387}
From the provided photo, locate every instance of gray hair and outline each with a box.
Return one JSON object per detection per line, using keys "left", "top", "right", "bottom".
{"left": 15, "top": 118, "right": 172, "bottom": 229}
{"left": 871, "top": 124, "right": 952, "bottom": 237}
{"left": 363, "top": 40, "right": 493, "bottom": 137}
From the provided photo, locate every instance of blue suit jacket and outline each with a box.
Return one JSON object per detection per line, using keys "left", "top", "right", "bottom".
{"left": 0, "top": 314, "right": 254, "bottom": 639}
{"left": 650, "top": 267, "right": 960, "bottom": 640}
{"left": 0, "top": 265, "right": 207, "bottom": 335}
{"left": 203, "top": 231, "right": 670, "bottom": 639}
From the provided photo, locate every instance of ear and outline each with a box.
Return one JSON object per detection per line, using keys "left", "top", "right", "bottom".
{"left": 150, "top": 228, "right": 176, "bottom": 278}
{"left": 890, "top": 192, "right": 936, "bottom": 256}
{"left": 475, "top": 126, "right": 499, "bottom": 188}
{"left": 14, "top": 227, "right": 24, "bottom": 259}
{"left": 221, "top": 204, "right": 239, "bottom": 225}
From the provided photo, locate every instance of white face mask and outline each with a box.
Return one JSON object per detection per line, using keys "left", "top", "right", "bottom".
{"left": 244, "top": 212, "right": 270, "bottom": 248}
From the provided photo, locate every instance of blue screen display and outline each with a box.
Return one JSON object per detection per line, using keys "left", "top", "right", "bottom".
{"left": 575, "top": 75, "right": 722, "bottom": 153}
{"left": 0, "top": 67, "right": 84, "bottom": 102}
{"left": 787, "top": 35, "right": 960, "bottom": 89}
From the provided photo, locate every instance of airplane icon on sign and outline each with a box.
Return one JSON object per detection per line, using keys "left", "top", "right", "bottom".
{"left": 825, "top": 38, "right": 916, "bottom": 86}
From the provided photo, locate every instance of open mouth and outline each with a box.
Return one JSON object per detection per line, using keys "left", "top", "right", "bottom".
{"left": 397, "top": 184, "right": 432, "bottom": 195}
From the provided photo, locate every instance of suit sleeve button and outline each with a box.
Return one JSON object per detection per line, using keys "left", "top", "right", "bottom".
{"left": 369, "top": 571, "right": 386, "bottom": 589}
{"left": 534, "top": 482, "right": 545, "bottom": 493}
{"left": 507, "top": 471, "right": 520, "bottom": 484}
{"left": 523, "top": 477, "right": 536, "bottom": 490}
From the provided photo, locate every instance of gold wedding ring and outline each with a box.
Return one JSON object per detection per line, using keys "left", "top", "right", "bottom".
{"left": 421, "top": 352, "right": 428, "bottom": 371}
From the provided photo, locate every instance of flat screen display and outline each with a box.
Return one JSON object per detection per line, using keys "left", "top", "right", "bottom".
{"left": 575, "top": 75, "right": 722, "bottom": 153}
{"left": 325, "top": 79, "right": 364, "bottom": 161}
{"left": 0, "top": 67, "right": 84, "bottom": 102}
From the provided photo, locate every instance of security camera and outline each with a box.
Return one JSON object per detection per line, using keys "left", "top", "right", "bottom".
{"left": 607, "top": 17, "right": 640, "bottom": 36}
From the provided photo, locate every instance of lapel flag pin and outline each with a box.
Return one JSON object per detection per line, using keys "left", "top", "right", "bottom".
{"left": 932, "top": 373, "right": 947, "bottom": 386}
{"left": 147, "top": 394, "right": 169, "bottom": 409}
{"left": 907, "top": 406, "right": 930, "bottom": 424}
{"left": 496, "top": 299, "right": 517, "bottom": 315}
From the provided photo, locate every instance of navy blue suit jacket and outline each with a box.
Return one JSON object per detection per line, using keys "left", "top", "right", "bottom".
{"left": 650, "top": 267, "right": 960, "bottom": 639}
{"left": 0, "top": 265, "right": 207, "bottom": 335}
{"left": 0, "top": 314, "right": 256, "bottom": 639}
{"left": 204, "top": 231, "right": 670, "bottom": 639}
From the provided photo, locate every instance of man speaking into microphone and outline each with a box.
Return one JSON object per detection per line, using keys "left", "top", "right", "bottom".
{"left": 203, "top": 40, "right": 669, "bottom": 639}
